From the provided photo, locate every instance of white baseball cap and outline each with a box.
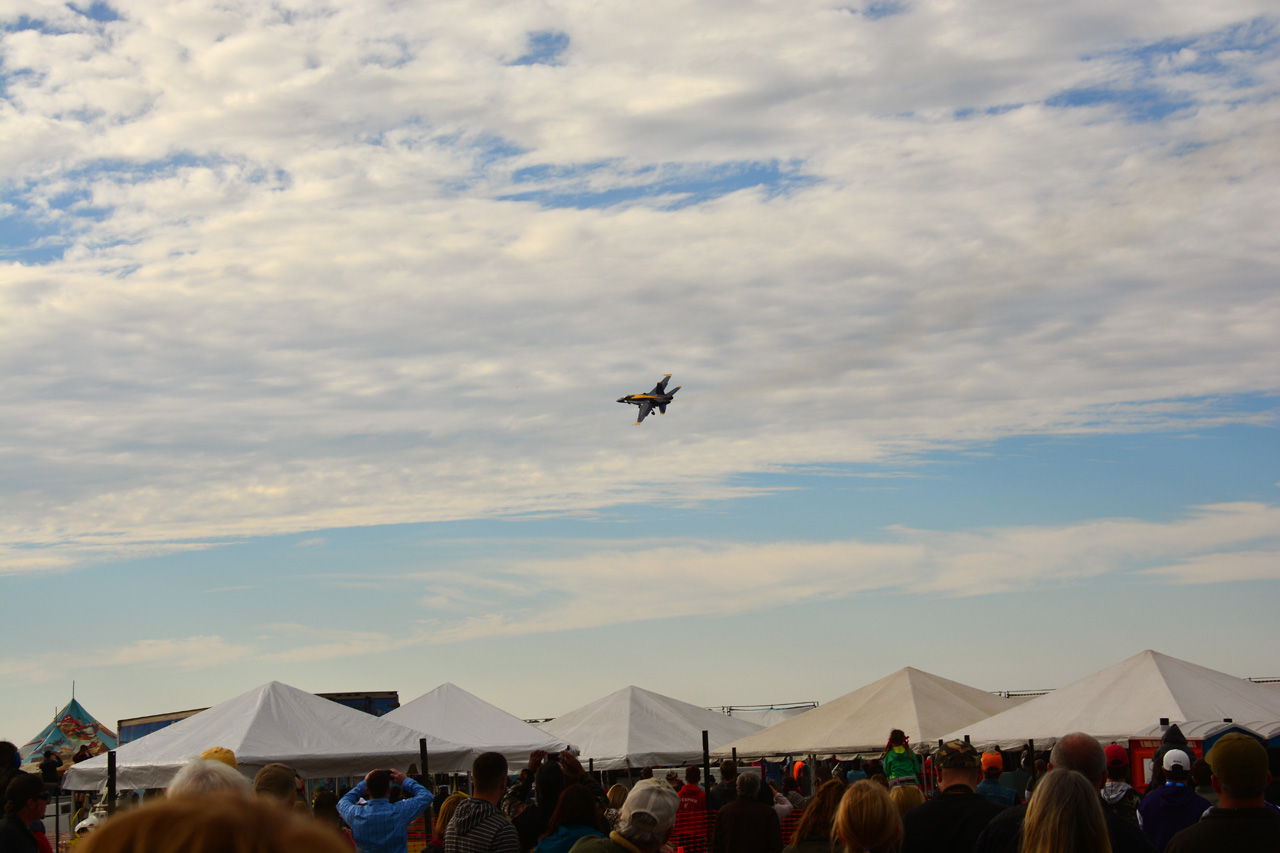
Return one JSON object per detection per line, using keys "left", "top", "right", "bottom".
{"left": 620, "top": 778, "right": 679, "bottom": 836}
{"left": 1162, "top": 749, "right": 1191, "bottom": 772}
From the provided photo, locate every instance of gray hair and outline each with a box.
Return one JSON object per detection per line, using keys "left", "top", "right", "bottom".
{"left": 736, "top": 772, "right": 761, "bottom": 798}
{"left": 168, "top": 759, "right": 252, "bottom": 798}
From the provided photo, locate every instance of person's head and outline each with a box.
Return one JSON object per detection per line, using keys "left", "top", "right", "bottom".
{"left": 935, "top": 741, "right": 982, "bottom": 791}
{"left": 834, "top": 780, "right": 902, "bottom": 853}
{"left": 888, "top": 784, "right": 924, "bottom": 817}
{"left": 639, "top": 766, "right": 653, "bottom": 780}
{"left": 790, "top": 779, "right": 844, "bottom": 842}
{"left": 684, "top": 766, "right": 700, "bottom": 785}
{"left": 473, "top": 752, "right": 509, "bottom": 799}
{"left": 719, "top": 759, "right": 737, "bottom": 782}
{"left": 664, "top": 769, "right": 680, "bottom": 789}
{"left": 870, "top": 773, "right": 889, "bottom": 789}
{"left": 312, "top": 790, "right": 342, "bottom": 828}
{"left": 253, "top": 763, "right": 301, "bottom": 806}
{"left": 433, "top": 793, "right": 467, "bottom": 841}
{"left": 982, "top": 752, "right": 1003, "bottom": 780}
{"left": 607, "top": 784, "right": 628, "bottom": 811}
{"left": 75, "top": 791, "right": 352, "bottom": 853}
{"left": 1022, "top": 769, "right": 1112, "bottom": 853}
{"left": 1163, "top": 749, "right": 1191, "bottom": 783}
{"left": 542, "top": 783, "right": 602, "bottom": 838}
{"left": 888, "top": 729, "right": 907, "bottom": 747}
{"left": 1049, "top": 732, "right": 1106, "bottom": 788}
{"left": 1103, "top": 744, "right": 1129, "bottom": 782}
{"left": 535, "top": 759, "right": 565, "bottom": 814}
{"left": 0, "top": 742, "right": 18, "bottom": 770}
{"left": 1207, "top": 733, "right": 1271, "bottom": 805}
{"left": 616, "top": 778, "right": 678, "bottom": 853}
{"left": 782, "top": 774, "right": 798, "bottom": 793}
{"left": 5, "top": 773, "right": 49, "bottom": 823}
{"left": 736, "top": 772, "right": 760, "bottom": 799}
{"left": 363, "top": 770, "right": 392, "bottom": 800}
{"left": 168, "top": 759, "right": 251, "bottom": 798}
{"left": 1190, "top": 758, "right": 1212, "bottom": 788}
{"left": 44, "top": 750, "right": 55, "bottom": 759}
{"left": 815, "top": 761, "right": 833, "bottom": 784}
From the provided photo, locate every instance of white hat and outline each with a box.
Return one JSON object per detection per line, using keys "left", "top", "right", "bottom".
{"left": 1162, "top": 749, "right": 1191, "bottom": 772}
{"left": 620, "top": 778, "right": 679, "bottom": 836}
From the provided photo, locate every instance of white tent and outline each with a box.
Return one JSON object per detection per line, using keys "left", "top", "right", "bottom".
{"left": 385, "top": 682, "right": 571, "bottom": 764}
{"left": 62, "top": 681, "right": 475, "bottom": 790}
{"left": 715, "top": 667, "right": 1019, "bottom": 760}
{"left": 942, "top": 650, "right": 1280, "bottom": 749}
{"left": 538, "top": 686, "right": 764, "bottom": 771}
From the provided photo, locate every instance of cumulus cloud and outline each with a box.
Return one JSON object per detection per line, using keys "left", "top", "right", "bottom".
{"left": 1, "top": 2, "right": 1278, "bottom": 570}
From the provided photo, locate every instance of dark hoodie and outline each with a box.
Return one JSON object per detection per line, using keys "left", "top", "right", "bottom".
{"left": 1138, "top": 784, "right": 1210, "bottom": 852}
{"left": 444, "top": 798, "right": 521, "bottom": 853}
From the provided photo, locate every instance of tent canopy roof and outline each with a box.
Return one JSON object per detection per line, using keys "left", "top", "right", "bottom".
{"left": 539, "top": 686, "right": 763, "bottom": 771}
{"left": 941, "top": 650, "right": 1280, "bottom": 749}
{"left": 715, "top": 667, "right": 1017, "bottom": 760}
{"left": 19, "top": 698, "right": 117, "bottom": 773}
{"left": 385, "top": 682, "right": 570, "bottom": 762}
{"left": 62, "top": 681, "right": 474, "bottom": 790}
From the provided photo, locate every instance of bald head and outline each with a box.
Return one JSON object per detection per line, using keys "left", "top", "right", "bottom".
{"left": 1049, "top": 733, "right": 1106, "bottom": 788}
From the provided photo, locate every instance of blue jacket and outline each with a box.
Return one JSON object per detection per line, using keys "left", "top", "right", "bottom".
{"left": 534, "top": 823, "right": 605, "bottom": 853}
{"left": 338, "top": 777, "right": 433, "bottom": 853}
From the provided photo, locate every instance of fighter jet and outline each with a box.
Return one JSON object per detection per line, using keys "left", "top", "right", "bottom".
{"left": 617, "top": 374, "right": 681, "bottom": 425}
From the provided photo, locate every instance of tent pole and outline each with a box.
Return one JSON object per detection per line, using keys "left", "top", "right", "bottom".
{"left": 54, "top": 790, "right": 60, "bottom": 851}
{"left": 419, "top": 738, "right": 430, "bottom": 780}
{"left": 106, "top": 750, "right": 117, "bottom": 817}
{"left": 701, "top": 731, "right": 710, "bottom": 800}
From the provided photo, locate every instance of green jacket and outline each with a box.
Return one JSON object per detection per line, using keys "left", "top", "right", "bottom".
{"left": 882, "top": 746, "right": 920, "bottom": 780}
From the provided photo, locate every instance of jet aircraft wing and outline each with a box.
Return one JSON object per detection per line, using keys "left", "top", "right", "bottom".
{"left": 635, "top": 400, "right": 654, "bottom": 424}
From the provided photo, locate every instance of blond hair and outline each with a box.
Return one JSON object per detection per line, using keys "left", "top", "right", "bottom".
{"left": 888, "top": 783, "right": 924, "bottom": 817}
{"left": 833, "top": 780, "right": 902, "bottom": 853}
{"left": 433, "top": 793, "right": 468, "bottom": 841}
{"left": 1022, "top": 769, "right": 1113, "bottom": 853}
{"left": 607, "top": 784, "right": 629, "bottom": 810}
{"left": 78, "top": 792, "right": 350, "bottom": 853}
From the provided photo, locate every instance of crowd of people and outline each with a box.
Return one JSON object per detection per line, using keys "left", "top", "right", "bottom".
{"left": 1, "top": 726, "right": 1277, "bottom": 853}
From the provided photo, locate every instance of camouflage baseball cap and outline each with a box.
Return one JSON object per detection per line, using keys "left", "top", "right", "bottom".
{"left": 937, "top": 740, "right": 981, "bottom": 769}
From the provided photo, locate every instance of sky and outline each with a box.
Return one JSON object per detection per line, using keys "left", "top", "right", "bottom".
{"left": 2, "top": 0, "right": 1279, "bottom": 743}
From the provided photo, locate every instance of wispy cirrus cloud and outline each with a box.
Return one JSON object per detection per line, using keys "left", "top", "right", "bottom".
{"left": 409, "top": 501, "right": 1280, "bottom": 643}
{"left": 0, "top": 635, "right": 252, "bottom": 684}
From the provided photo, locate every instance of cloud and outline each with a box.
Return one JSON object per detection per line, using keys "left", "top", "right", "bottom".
{"left": 1, "top": 3, "right": 1278, "bottom": 569}
{"left": 410, "top": 501, "right": 1280, "bottom": 643}
{"left": 0, "top": 634, "right": 252, "bottom": 684}
{"left": 1142, "top": 549, "right": 1280, "bottom": 583}
{"left": 1, "top": 501, "right": 1266, "bottom": 677}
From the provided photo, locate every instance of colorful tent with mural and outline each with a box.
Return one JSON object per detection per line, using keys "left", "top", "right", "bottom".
{"left": 19, "top": 698, "right": 118, "bottom": 775}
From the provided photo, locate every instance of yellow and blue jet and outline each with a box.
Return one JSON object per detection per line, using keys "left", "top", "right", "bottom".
{"left": 617, "top": 374, "right": 681, "bottom": 425}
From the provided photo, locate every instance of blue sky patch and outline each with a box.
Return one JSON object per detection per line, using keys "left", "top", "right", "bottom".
{"left": 500, "top": 159, "right": 819, "bottom": 210}
{"left": 864, "top": 2, "right": 906, "bottom": 20}
{"left": 1046, "top": 85, "right": 1194, "bottom": 122}
{"left": 510, "top": 30, "right": 570, "bottom": 66}
{"left": 68, "top": 2, "right": 121, "bottom": 23}
{"left": 1104, "top": 16, "right": 1278, "bottom": 81}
